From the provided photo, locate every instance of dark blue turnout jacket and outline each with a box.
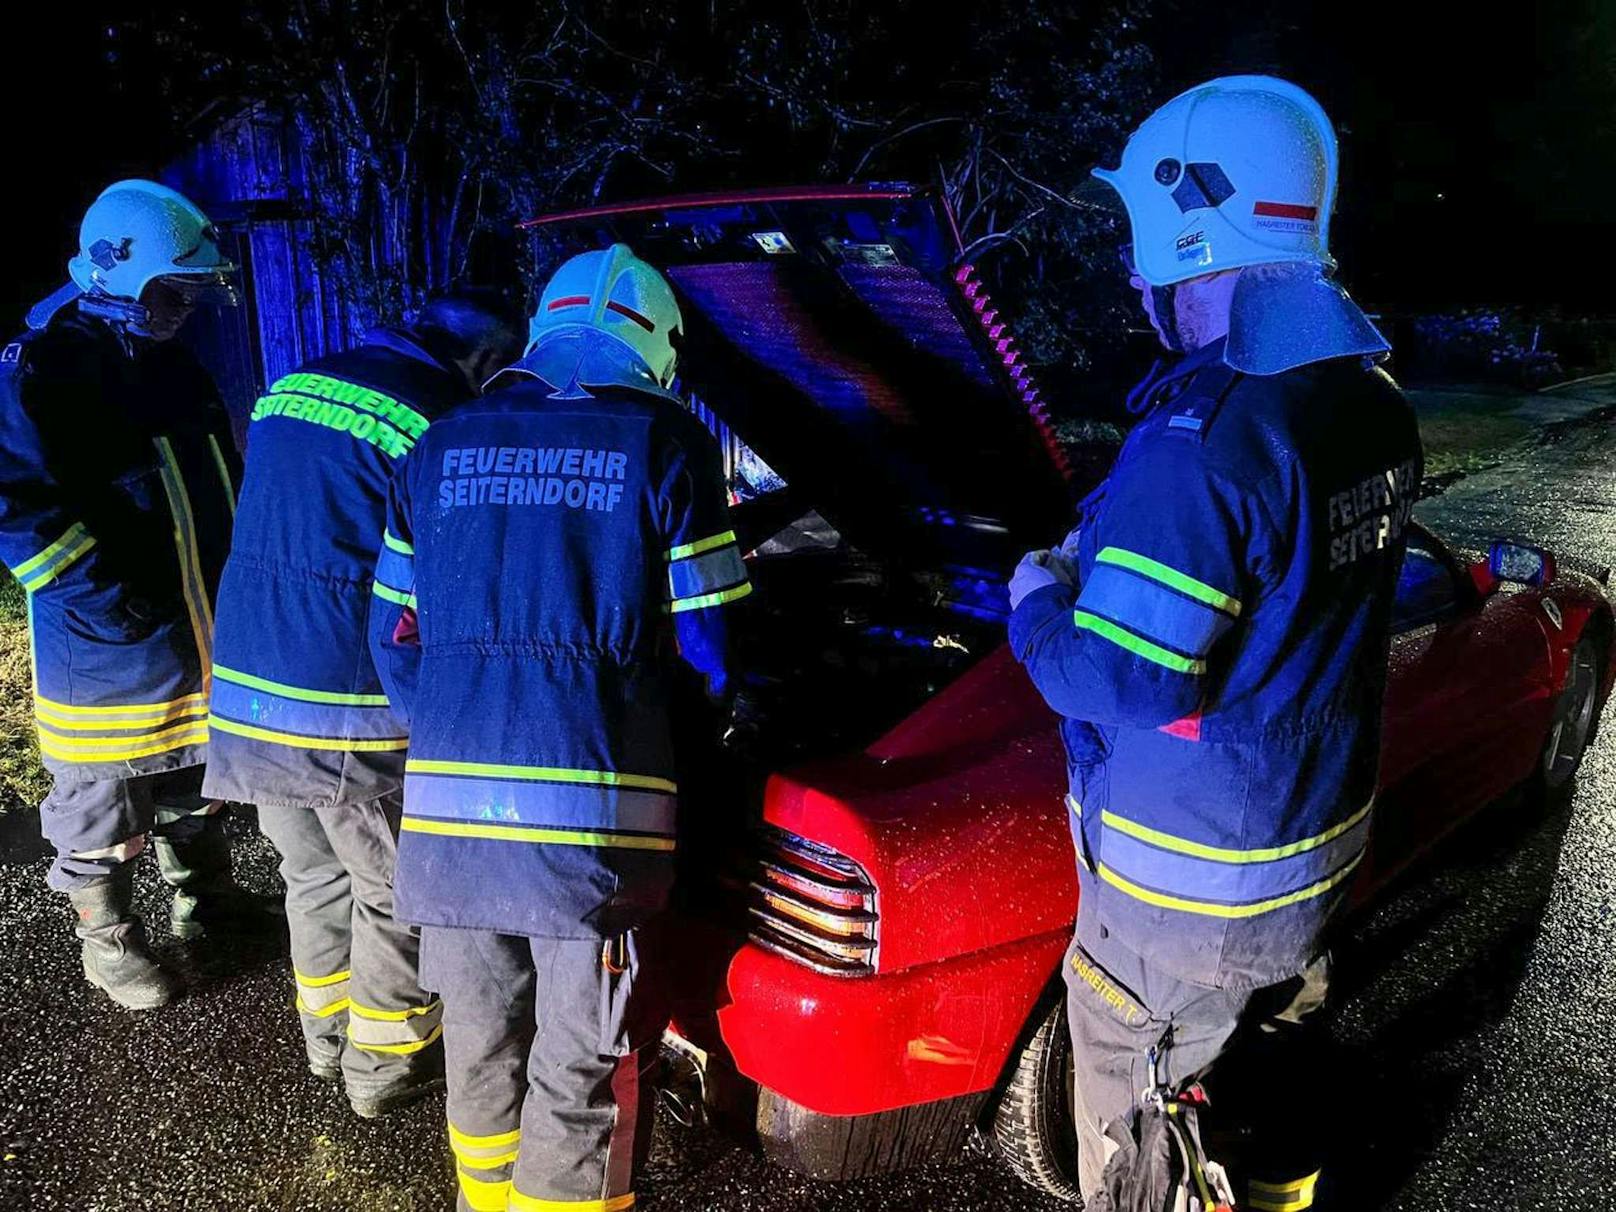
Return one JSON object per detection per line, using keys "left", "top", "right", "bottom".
{"left": 370, "top": 372, "right": 748, "bottom": 939}
{"left": 1011, "top": 339, "right": 1422, "bottom": 988}
{"left": 205, "top": 331, "right": 471, "bottom": 807}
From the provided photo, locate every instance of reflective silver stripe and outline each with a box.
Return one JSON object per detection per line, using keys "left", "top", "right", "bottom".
{"left": 348, "top": 999, "right": 445, "bottom": 1054}
{"left": 448, "top": 1121, "right": 521, "bottom": 1168}
{"left": 667, "top": 543, "right": 748, "bottom": 601}
{"left": 71, "top": 835, "right": 148, "bottom": 863}
{"left": 294, "top": 968, "right": 352, "bottom": 1018}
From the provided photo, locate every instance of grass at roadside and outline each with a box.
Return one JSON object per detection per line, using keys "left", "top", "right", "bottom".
{"left": 0, "top": 576, "right": 46, "bottom": 817}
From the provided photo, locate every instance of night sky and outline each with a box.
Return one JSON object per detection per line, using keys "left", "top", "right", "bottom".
{"left": 6, "top": 2, "right": 1612, "bottom": 328}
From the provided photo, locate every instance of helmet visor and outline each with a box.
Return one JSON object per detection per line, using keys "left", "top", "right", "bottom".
{"left": 150, "top": 270, "right": 239, "bottom": 309}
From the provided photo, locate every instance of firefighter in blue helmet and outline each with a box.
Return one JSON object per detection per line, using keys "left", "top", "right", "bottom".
{"left": 370, "top": 245, "right": 747, "bottom": 1211}
{"left": 205, "top": 288, "right": 524, "bottom": 1117}
{"left": 0, "top": 180, "right": 264, "bottom": 1011}
{"left": 1009, "top": 78, "right": 1423, "bottom": 1209}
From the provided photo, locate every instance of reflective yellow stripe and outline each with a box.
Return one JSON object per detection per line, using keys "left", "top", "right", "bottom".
{"left": 37, "top": 726, "right": 208, "bottom": 764}
{"left": 509, "top": 1189, "right": 634, "bottom": 1212}
{"left": 1249, "top": 1170, "right": 1320, "bottom": 1211}
{"left": 20, "top": 530, "right": 98, "bottom": 591}
{"left": 13, "top": 523, "right": 88, "bottom": 578}
{"left": 207, "top": 434, "right": 236, "bottom": 517}
{"left": 406, "top": 760, "right": 675, "bottom": 794}
{"left": 1073, "top": 610, "right": 1205, "bottom": 674}
{"left": 36, "top": 719, "right": 209, "bottom": 752}
{"left": 347, "top": 1022, "right": 444, "bottom": 1055}
{"left": 349, "top": 998, "right": 442, "bottom": 1023}
{"left": 208, "top": 715, "right": 408, "bottom": 752}
{"left": 383, "top": 529, "right": 413, "bottom": 555}
{"left": 372, "top": 582, "right": 415, "bottom": 608}
{"left": 1095, "top": 547, "right": 1242, "bottom": 617}
{"left": 295, "top": 996, "right": 351, "bottom": 1019}
{"left": 1096, "top": 852, "right": 1364, "bottom": 919}
{"left": 34, "top": 692, "right": 209, "bottom": 729}
{"left": 212, "top": 665, "right": 391, "bottom": 706}
{"left": 457, "top": 1167, "right": 513, "bottom": 1212}
{"left": 1099, "top": 801, "right": 1374, "bottom": 865}
{"left": 449, "top": 1123, "right": 523, "bottom": 1152}
{"left": 401, "top": 817, "right": 677, "bottom": 852}
{"left": 666, "top": 530, "right": 737, "bottom": 562}
{"left": 667, "top": 580, "right": 753, "bottom": 613}
{"left": 293, "top": 967, "right": 352, "bottom": 988}
{"left": 154, "top": 437, "right": 214, "bottom": 684}
{"left": 458, "top": 1149, "right": 520, "bottom": 1168}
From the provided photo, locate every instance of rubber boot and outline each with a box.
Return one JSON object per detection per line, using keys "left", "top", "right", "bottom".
{"left": 348, "top": 1046, "right": 447, "bottom": 1120}
{"left": 68, "top": 869, "right": 182, "bottom": 1011}
{"left": 155, "top": 813, "right": 283, "bottom": 941}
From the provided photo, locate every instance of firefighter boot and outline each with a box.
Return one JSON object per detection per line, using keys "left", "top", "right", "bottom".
{"left": 155, "top": 812, "right": 284, "bottom": 941}
{"left": 69, "top": 870, "right": 182, "bottom": 1011}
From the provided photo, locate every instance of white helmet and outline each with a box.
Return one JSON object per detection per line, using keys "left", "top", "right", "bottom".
{"left": 527, "top": 244, "right": 683, "bottom": 387}
{"left": 1095, "top": 76, "right": 1337, "bottom": 288}
{"left": 68, "top": 179, "right": 236, "bottom": 301}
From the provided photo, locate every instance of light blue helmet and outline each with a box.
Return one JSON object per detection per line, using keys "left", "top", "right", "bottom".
{"left": 1094, "top": 76, "right": 1338, "bottom": 288}
{"left": 526, "top": 244, "right": 683, "bottom": 388}
{"left": 68, "top": 179, "right": 236, "bottom": 300}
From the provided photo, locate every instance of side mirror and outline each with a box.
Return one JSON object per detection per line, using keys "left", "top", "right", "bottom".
{"left": 1488, "top": 539, "right": 1556, "bottom": 588}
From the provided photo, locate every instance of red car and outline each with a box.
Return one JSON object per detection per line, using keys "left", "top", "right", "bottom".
{"left": 526, "top": 186, "right": 1616, "bottom": 1199}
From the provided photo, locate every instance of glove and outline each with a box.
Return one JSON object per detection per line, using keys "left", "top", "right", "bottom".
{"left": 1059, "top": 524, "right": 1084, "bottom": 560}
{"left": 1009, "top": 549, "right": 1076, "bottom": 612}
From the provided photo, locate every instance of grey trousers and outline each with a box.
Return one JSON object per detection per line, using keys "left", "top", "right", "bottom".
{"left": 1067, "top": 877, "right": 1332, "bottom": 1211}
{"left": 40, "top": 764, "right": 221, "bottom": 892}
{"left": 418, "top": 925, "right": 665, "bottom": 1212}
{"left": 257, "top": 796, "right": 441, "bottom": 1093}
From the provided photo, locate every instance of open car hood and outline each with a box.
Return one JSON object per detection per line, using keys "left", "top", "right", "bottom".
{"left": 523, "top": 185, "right": 1074, "bottom": 570}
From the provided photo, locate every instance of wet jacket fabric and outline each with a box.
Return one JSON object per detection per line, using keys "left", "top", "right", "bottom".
{"left": 1011, "top": 339, "right": 1422, "bottom": 989}
{"left": 205, "top": 331, "right": 471, "bottom": 808}
{"left": 370, "top": 374, "right": 748, "bottom": 939}
{"left": 0, "top": 312, "right": 237, "bottom": 781}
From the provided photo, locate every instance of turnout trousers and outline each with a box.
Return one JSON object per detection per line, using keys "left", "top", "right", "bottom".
{"left": 257, "top": 795, "right": 442, "bottom": 1094}
{"left": 40, "top": 764, "right": 224, "bottom": 893}
{"left": 418, "top": 924, "right": 666, "bottom": 1212}
{"left": 1067, "top": 869, "right": 1333, "bottom": 1212}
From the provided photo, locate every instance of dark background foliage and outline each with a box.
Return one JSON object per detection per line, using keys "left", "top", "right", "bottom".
{"left": 6, "top": 1, "right": 1614, "bottom": 401}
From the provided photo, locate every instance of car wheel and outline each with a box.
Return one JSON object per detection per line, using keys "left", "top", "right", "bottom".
{"left": 990, "top": 996, "right": 1082, "bottom": 1202}
{"left": 1534, "top": 634, "right": 1602, "bottom": 804}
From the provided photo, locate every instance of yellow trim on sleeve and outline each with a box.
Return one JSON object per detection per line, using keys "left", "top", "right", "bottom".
{"left": 666, "top": 530, "right": 737, "bottom": 562}
{"left": 668, "top": 580, "right": 753, "bottom": 613}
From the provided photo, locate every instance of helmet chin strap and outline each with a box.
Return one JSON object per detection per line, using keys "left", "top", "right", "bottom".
{"left": 1151, "top": 284, "right": 1186, "bottom": 354}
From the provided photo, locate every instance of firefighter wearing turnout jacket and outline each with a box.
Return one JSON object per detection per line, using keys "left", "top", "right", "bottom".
{"left": 205, "top": 290, "right": 524, "bottom": 1117}
{"left": 1009, "top": 78, "right": 1423, "bottom": 1210}
{"left": 0, "top": 180, "right": 268, "bottom": 1012}
{"left": 370, "top": 246, "right": 748, "bottom": 1212}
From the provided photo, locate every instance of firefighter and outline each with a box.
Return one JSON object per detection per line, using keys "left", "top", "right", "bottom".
{"left": 204, "top": 288, "right": 524, "bottom": 1117}
{"left": 370, "top": 245, "right": 747, "bottom": 1211}
{"left": 0, "top": 180, "right": 260, "bottom": 1011}
{"left": 1009, "top": 77, "right": 1423, "bottom": 1210}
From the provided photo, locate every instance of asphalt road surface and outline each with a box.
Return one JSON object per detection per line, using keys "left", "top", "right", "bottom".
{"left": 3, "top": 410, "right": 1615, "bottom": 1211}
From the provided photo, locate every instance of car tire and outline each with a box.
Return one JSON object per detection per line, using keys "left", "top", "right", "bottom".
{"left": 990, "top": 996, "right": 1082, "bottom": 1202}
{"left": 1531, "top": 633, "right": 1603, "bottom": 806}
